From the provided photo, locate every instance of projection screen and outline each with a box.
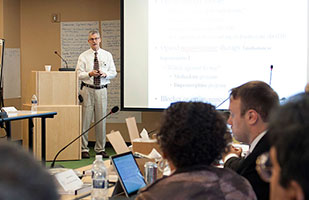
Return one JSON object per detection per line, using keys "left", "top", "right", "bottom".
{"left": 121, "top": 0, "right": 308, "bottom": 111}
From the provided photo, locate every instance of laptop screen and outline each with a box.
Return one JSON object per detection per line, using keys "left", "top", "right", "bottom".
{"left": 112, "top": 152, "right": 146, "bottom": 196}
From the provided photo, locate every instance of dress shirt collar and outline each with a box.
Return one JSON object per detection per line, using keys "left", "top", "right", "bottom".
{"left": 249, "top": 130, "right": 267, "bottom": 154}
{"left": 90, "top": 48, "right": 101, "bottom": 54}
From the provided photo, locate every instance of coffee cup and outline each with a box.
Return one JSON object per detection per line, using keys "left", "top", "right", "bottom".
{"left": 45, "top": 65, "right": 51, "bottom": 71}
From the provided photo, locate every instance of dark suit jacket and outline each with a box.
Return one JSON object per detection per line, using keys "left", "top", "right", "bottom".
{"left": 224, "top": 133, "right": 270, "bottom": 200}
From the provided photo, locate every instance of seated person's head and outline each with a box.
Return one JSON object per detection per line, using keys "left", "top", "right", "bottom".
{"left": 157, "top": 101, "right": 227, "bottom": 169}
{"left": 229, "top": 80, "right": 279, "bottom": 123}
{"left": 228, "top": 80, "right": 279, "bottom": 144}
{"left": 0, "top": 142, "right": 59, "bottom": 200}
{"left": 268, "top": 93, "right": 309, "bottom": 200}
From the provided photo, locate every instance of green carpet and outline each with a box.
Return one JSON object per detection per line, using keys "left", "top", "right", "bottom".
{"left": 46, "top": 146, "right": 116, "bottom": 169}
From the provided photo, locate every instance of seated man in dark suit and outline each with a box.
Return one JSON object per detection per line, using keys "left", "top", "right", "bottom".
{"left": 223, "top": 81, "right": 279, "bottom": 200}
{"left": 265, "top": 93, "right": 309, "bottom": 200}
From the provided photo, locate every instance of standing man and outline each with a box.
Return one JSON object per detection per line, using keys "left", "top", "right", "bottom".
{"left": 223, "top": 81, "right": 279, "bottom": 200}
{"left": 76, "top": 30, "right": 117, "bottom": 158}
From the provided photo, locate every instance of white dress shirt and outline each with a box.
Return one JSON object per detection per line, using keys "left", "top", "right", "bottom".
{"left": 248, "top": 130, "right": 267, "bottom": 155}
{"left": 76, "top": 48, "right": 117, "bottom": 85}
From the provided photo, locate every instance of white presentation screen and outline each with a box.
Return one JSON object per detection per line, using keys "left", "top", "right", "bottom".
{"left": 122, "top": 0, "right": 308, "bottom": 110}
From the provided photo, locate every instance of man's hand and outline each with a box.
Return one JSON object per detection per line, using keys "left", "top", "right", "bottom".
{"left": 89, "top": 70, "right": 101, "bottom": 77}
{"left": 229, "top": 145, "right": 242, "bottom": 156}
{"left": 99, "top": 71, "right": 107, "bottom": 78}
{"left": 96, "top": 70, "right": 107, "bottom": 78}
{"left": 222, "top": 145, "right": 243, "bottom": 162}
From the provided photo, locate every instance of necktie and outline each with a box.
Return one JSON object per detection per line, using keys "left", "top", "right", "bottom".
{"left": 94, "top": 51, "right": 100, "bottom": 85}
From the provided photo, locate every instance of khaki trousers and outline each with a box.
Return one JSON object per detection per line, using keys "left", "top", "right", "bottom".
{"left": 80, "top": 86, "right": 107, "bottom": 153}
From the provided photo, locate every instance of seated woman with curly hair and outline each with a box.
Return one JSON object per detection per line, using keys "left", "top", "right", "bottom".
{"left": 136, "top": 102, "right": 257, "bottom": 200}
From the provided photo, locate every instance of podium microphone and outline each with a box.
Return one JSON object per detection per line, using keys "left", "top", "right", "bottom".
{"left": 54, "top": 51, "right": 75, "bottom": 71}
{"left": 50, "top": 106, "right": 119, "bottom": 168}
{"left": 269, "top": 65, "right": 273, "bottom": 86}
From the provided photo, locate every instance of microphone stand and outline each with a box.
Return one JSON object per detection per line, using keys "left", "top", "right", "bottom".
{"left": 50, "top": 109, "right": 116, "bottom": 168}
{"left": 216, "top": 96, "right": 230, "bottom": 109}
{"left": 54, "top": 51, "right": 75, "bottom": 71}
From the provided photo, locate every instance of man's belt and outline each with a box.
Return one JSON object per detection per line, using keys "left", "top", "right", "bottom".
{"left": 81, "top": 82, "right": 107, "bottom": 89}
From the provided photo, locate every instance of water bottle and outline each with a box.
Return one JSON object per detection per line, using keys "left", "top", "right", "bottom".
{"left": 91, "top": 155, "right": 108, "bottom": 200}
{"left": 31, "top": 95, "right": 38, "bottom": 111}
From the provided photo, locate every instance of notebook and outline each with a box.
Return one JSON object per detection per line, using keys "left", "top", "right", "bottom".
{"left": 111, "top": 151, "right": 146, "bottom": 198}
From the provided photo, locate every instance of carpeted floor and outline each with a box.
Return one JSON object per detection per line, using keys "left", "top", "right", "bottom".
{"left": 45, "top": 144, "right": 116, "bottom": 169}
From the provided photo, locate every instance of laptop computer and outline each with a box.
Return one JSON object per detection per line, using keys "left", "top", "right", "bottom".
{"left": 111, "top": 151, "right": 147, "bottom": 198}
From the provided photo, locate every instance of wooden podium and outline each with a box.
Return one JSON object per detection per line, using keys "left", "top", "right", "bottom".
{"left": 23, "top": 71, "right": 82, "bottom": 161}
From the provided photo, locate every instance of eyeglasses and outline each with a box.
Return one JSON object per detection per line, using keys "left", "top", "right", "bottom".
{"left": 88, "top": 37, "right": 100, "bottom": 41}
{"left": 256, "top": 152, "right": 272, "bottom": 182}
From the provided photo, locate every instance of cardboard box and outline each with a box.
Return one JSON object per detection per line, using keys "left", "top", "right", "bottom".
{"left": 132, "top": 139, "right": 163, "bottom": 155}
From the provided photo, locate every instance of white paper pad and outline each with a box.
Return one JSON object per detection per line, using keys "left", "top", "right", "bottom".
{"left": 54, "top": 169, "right": 83, "bottom": 192}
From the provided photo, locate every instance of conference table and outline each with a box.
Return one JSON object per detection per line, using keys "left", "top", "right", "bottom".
{"left": 60, "top": 157, "right": 160, "bottom": 200}
{"left": 0, "top": 110, "right": 57, "bottom": 162}
{"left": 61, "top": 161, "right": 118, "bottom": 200}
